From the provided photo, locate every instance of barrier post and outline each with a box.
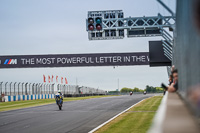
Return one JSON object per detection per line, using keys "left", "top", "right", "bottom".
{"left": 5, "top": 82, "right": 8, "bottom": 96}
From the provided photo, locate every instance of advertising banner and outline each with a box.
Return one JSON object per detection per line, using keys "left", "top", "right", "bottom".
{"left": 0, "top": 52, "right": 149, "bottom": 68}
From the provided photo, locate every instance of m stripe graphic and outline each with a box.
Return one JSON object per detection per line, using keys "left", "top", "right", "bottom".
{"left": 8, "top": 59, "right": 12, "bottom": 64}
{"left": 10, "top": 59, "right": 17, "bottom": 64}
{"left": 4, "top": 59, "right": 9, "bottom": 64}
{"left": 4, "top": 59, "right": 17, "bottom": 64}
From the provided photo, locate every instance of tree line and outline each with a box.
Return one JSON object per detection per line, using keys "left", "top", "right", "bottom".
{"left": 120, "top": 85, "right": 164, "bottom": 93}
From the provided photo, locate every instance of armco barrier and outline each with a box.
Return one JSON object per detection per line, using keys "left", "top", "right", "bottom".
{"left": 4, "top": 94, "right": 55, "bottom": 102}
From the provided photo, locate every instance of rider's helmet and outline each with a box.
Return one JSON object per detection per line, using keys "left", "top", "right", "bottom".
{"left": 56, "top": 90, "right": 60, "bottom": 95}
{"left": 57, "top": 90, "right": 62, "bottom": 95}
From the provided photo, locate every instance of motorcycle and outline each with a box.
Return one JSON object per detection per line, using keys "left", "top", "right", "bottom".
{"left": 55, "top": 96, "right": 63, "bottom": 110}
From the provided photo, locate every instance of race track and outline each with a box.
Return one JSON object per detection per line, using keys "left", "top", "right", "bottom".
{"left": 0, "top": 94, "right": 155, "bottom": 133}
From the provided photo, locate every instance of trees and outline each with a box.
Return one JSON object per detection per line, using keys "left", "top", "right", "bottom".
{"left": 120, "top": 87, "right": 144, "bottom": 93}
{"left": 120, "top": 86, "right": 163, "bottom": 93}
{"left": 133, "top": 87, "right": 140, "bottom": 92}
{"left": 120, "top": 87, "right": 132, "bottom": 93}
{"left": 144, "top": 86, "right": 164, "bottom": 93}
{"left": 156, "top": 87, "right": 164, "bottom": 93}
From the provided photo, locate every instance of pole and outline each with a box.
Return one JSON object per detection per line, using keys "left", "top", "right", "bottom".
{"left": 118, "top": 78, "right": 119, "bottom": 91}
{"left": 25, "top": 82, "right": 28, "bottom": 95}
{"left": 29, "top": 83, "right": 32, "bottom": 95}
{"left": 5, "top": 82, "right": 8, "bottom": 96}
{"left": 22, "top": 83, "right": 24, "bottom": 95}
{"left": 32, "top": 83, "right": 35, "bottom": 95}
{"left": 157, "top": 0, "right": 175, "bottom": 17}
{"left": 76, "top": 77, "right": 78, "bottom": 86}
{"left": 0, "top": 82, "right": 3, "bottom": 95}
{"left": 18, "top": 82, "right": 20, "bottom": 95}
{"left": 14, "top": 82, "right": 17, "bottom": 95}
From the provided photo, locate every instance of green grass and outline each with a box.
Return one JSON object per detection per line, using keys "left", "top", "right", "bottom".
{"left": 0, "top": 95, "right": 118, "bottom": 112}
{"left": 95, "top": 96, "right": 163, "bottom": 133}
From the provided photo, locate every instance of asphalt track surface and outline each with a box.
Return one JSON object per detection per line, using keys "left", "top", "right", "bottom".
{"left": 0, "top": 94, "right": 155, "bottom": 133}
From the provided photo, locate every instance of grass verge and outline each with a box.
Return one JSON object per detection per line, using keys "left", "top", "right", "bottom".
{"left": 0, "top": 95, "right": 118, "bottom": 112}
{"left": 95, "top": 96, "right": 163, "bottom": 133}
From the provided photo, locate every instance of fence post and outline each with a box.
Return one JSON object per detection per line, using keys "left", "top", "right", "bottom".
{"left": 48, "top": 84, "right": 50, "bottom": 94}
{"left": 25, "top": 83, "right": 28, "bottom": 95}
{"left": 46, "top": 84, "right": 48, "bottom": 94}
{"left": 22, "top": 83, "right": 25, "bottom": 95}
{"left": 36, "top": 83, "right": 38, "bottom": 94}
{"left": 61, "top": 85, "right": 63, "bottom": 93}
{"left": 38, "top": 83, "right": 40, "bottom": 95}
{"left": 18, "top": 82, "right": 20, "bottom": 95}
{"left": 39, "top": 84, "right": 42, "bottom": 94}
{"left": 9, "top": 82, "right": 12, "bottom": 96}
{"left": 57, "top": 84, "right": 59, "bottom": 91}
{"left": 40, "top": 83, "right": 42, "bottom": 94}
{"left": 44, "top": 84, "right": 46, "bottom": 94}
{"left": 52, "top": 84, "right": 54, "bottom": 94}
{"left": 64, "top": 85, "right": 66, "bottom": 94}
{"left": 69, "top": 85, "right": 71, "bottom": 94}
{"left": 32, "top": 83, "right": 35, "bottom": 95}
{"left": 0, "top": 82, "right": 3, "bottom": 95}
{"left": 47, "top": 84, "right": 49, "bottom": 94}
{"left": 38, "top": 84, "right": 39, "bottom": 95}
{"left": 66, "top": 85, "right": 68, "bottom": 94}
{"left": 29, "top": 83, "right": 31, "bottom": 95}
{"left": 5, "top": 82, "right": 8, "bottom": 96}
{"left": 14, "top": 82, "right": 17, "bottom": 96}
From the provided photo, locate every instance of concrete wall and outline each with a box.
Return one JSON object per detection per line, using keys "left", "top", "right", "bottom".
{"left": 173, "top": 0, "right": 200, "bottom": 113}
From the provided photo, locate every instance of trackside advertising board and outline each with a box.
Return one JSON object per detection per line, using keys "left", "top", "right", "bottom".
{"left": 0, "top": 52, "right": 149, "bottom": 68}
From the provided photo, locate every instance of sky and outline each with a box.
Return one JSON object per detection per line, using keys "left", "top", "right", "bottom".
{"left": 0, "top": 0, "right": 176, "bottom": 91}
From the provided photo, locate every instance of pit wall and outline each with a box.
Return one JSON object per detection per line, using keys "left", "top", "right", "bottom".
{"left": 173, "top": 0, "right": 200, "bottom": 116}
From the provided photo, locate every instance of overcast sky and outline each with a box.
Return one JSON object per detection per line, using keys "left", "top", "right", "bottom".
{"left": 0, "top": 0, "right": 176, "bottom": 91}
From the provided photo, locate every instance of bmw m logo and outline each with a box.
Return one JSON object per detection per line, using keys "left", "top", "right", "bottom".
{"left": 4, "top": 59, "right": 17, "bottom": 64}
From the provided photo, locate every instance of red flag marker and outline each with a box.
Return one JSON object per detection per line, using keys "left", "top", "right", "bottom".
{"left": 43, "top": 75, "right": 46, "bottom": 83}
{"left": 61, "top": 77, "right": 63, "bottom": 84}
{"left": 48, "top": 75, "right": 51, "bottom": 83}
{"left": 65, "top": 77, "right": 68, "bottom": 84}
{"left": 56, "top": 76, "right": 58, "bottom": 83}
{"left": 51, "top": 75, "right": 54, "bottom": 82}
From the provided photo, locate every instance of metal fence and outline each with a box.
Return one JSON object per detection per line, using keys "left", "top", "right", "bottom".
{"left": 0, "top": 82, "right": 106, "bottom": 96}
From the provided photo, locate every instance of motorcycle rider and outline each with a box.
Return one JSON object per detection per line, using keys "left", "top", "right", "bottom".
{"left": 55, "top": 90, "right": 63, "bottom": 105}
